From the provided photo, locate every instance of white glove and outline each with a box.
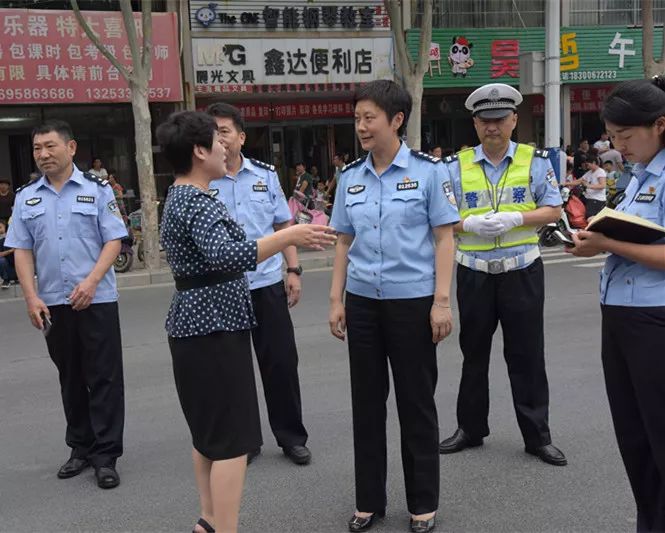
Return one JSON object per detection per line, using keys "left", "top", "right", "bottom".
{"left": 491, "top": 212, "right": 524, "bottom": 233}
{"left": 462, "top": 213, "right": 506, "bottom": 238}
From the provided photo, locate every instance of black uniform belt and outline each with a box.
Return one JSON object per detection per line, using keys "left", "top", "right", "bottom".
{"left": 174, "top": 271, "right": 244, "bottom": 291}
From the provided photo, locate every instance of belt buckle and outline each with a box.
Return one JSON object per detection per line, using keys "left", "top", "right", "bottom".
{"left": 487, "top": 259, "right": 505, "bottom": 275}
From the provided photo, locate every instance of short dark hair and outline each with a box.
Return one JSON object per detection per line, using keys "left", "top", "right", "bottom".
{"left": 295, "top": 161, "right": 306, "bottom": 168}
{"left": 333, "top": 152, "right": 344, "bottom": 160}
{"left": 206, "top": 102, "right": 245, "bottom": 132}
{"left": 31, "top": 120, "right": 73, "bottom": 143}
{"left": 156, "top": 111, "right": 217, "bottom": 176}
{"left": 601, "top": 77, "right": 665, "bottom": 128}
{"left": 353, "top": 80, "right": 412, "bottom": 137}
{"left": 430, "top": 144, "right": 442, "bottom": 151}
{"left": 0, "top": 178, "right": 10, "bottom": 185}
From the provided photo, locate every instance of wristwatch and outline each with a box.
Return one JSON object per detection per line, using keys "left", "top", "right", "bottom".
{"left": 286, "top": 265, "right": 303, "bottom": 276}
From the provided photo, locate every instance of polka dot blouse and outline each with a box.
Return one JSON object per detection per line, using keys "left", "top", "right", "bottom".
{"left": 160, "top": 185, "right": 258, "bottom": 338}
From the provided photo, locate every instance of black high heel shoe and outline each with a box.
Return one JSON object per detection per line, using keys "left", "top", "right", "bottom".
{"left": 348, "top": 510, "right": 385, "bottom": 532}
{"left": 409, "top": 513, "right": 436, "bottom": 533}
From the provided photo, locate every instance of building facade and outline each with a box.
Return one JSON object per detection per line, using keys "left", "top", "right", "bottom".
{"left": 0, "top": 3, "right": 183, "bottom": 197}
{"left": 187, "top": 0, "right": 393, "bottom": 193}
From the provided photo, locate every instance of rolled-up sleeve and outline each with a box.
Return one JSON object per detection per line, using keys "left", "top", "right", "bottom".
{"left": 185, "top": 193, "right": 258, "bottom": 272}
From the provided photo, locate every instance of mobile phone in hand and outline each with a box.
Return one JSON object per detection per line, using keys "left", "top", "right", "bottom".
{"left": 41, "top": 312, "right": 52, "bottom": 337}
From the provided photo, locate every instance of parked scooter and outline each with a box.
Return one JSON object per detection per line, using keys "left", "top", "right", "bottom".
{"left": 288, "top": 190, "right": 329, "bottom": 225}
{"left": 114, "top": 230, "right": 135, "bottom": 273}
{"left": 538, "top": 186, "right": 585, "bottom": 247}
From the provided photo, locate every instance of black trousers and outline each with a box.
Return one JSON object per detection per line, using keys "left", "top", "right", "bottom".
{"left": 345, "top": 292, "right": 439, "bottom": 515}
{"left": 602, "top": 305, "right": 665, "bottom": 532}
{"left": 456, "top": 259, "right": 552, "bottom": 448}
{"left": 250, "top": 281, "right": 307, "bottom": 448}
{"left": 45, "top": 302, "right": 124, "bottom": 468}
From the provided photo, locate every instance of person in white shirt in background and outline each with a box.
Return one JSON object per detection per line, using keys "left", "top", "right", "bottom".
{"left": 594, "top": 132, "right": 611, "bottom": 154}
{"left": 581, "top": 153, "right": 607, "bottom": 217}
{"left": 89, "top": 157, "right": 108, "bottom": 180}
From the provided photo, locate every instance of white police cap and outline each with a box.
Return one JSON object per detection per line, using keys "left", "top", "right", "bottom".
{"left": 465, "top": 83, "right": 523, "bottom": 119}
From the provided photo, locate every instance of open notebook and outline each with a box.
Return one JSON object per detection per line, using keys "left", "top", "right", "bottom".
{"left": 587, "top": 207, "right": 665, "bottom": 244}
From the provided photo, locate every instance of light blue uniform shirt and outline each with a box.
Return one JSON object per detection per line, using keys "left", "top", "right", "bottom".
{"left": 600, "top": 148, "right": 665, "bottom": 307}
{"left": 6, "top": 165, "right": 127, "bottom": 306}
{"left": 330, "top": 142, "right": 460, "bottom": 300}
{"left": 445, "top": 141, "right": 562, "bottom": 270}
{"left": 209, "top": 155, "right": 291, "bottom": 290}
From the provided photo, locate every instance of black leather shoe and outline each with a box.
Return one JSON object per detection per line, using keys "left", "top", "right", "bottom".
{"left": 95, "top": 466, "right": 120, "bottom": 489}
{"left": 282, "top": 445, "right": 311, "bottom": 465}
{"left": 439, "top": 428, "right": 483, "bottom": 454}
{"left": 525, "top": 444, "right": 567, "bottom": 466}
{"left": 410, "top": 514, "right": 436, "bottom": 533}
{"left": 247, "top": 448, "right": 261, "bottom": 465}
{"left": 348, "top": 510, "right": 385, "bottom": 532}
{"left": 57, "top": 457, "right": 89, "bottom": 479}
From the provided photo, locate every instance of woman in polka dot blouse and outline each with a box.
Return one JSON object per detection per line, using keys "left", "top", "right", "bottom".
{"left": 156, "top": 111, "right": 336, "bottom": 533}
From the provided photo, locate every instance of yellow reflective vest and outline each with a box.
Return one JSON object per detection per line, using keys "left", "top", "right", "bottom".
{"left": 457, "top": 143, "right": 540, "bottom": 251}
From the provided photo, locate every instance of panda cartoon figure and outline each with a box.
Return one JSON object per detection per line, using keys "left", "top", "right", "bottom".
{"left": 195, "top": 3, "right": 218, "bottom": 28}
{"left": 448, "top": 36, "right": 474, "bottom": 77}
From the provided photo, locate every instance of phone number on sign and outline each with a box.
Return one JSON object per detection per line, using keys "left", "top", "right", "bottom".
{"left": 85, "top": 87, "right": 172, "bottom": 100}
{"left": 561, "top": 70, "right": 618, "bottom": 81}
{"left": 0, "top": 88, "right": 76, "bottom": 101}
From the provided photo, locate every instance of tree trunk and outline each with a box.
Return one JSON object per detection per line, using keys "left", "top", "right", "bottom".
{"left": 643, "top": 0, "right": 658, "bottom": 78}
{"left": 405, "top": 75, "right": 424, "bottom": 150}
{"left": 130, "top": 80, "right": 160, "bottom": 270}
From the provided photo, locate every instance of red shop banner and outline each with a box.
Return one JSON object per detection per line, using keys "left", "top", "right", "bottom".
{"left": 532, "top": 86, "right": 614, "bottom": 115}
{"left": 0, "top": 8, "right": 182, "bottom": 104}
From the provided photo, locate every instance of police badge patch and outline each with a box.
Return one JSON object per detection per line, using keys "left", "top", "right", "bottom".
{"left": 347, "top": 185, "right": 365, "bottom": 194}
{"left": 545, "top": 169, "right": 558, "bottom": 189}
{"left": 442, "top": 181, "right": 457, "bottom": 205}
{"left": 208, "top": 188, "right": 220, "bottom": 197}
{"left": 25, "top": 197, "right": 42, "bottom": 206}
{"left": 107, "top": 200, "right": 122, "bottom": 219}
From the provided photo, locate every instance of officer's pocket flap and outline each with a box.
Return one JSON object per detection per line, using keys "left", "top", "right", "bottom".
{"left": 250, "top": 196, "right": 269, "bottom": 204}
{"left": 71, "top": 204, "right": 97, "bottom": 216}
{"left": 391, "top": 190, "right": 422, "bottom": 203}
{"left": 20, "top": 206, "right": 46, "bottom": 219}
{"left": 344, "top": 192, "right": 367, "bottom": 207}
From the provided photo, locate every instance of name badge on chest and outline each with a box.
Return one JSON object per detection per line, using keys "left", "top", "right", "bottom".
{"left": 635, "top": 193, "right": 656, "bottom": 203}
{"left": 252, "top": 181, "right": 268, "bottom": 192}
{"left": 396, "top": 179, "right": 418, "bottom": 191}
{"left": 76, "top": 195, "right": 95, "bottom": 204}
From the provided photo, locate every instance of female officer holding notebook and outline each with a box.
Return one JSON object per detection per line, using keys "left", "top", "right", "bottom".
{"left": 568, "top": 77, "right": 665, "bottom": 532}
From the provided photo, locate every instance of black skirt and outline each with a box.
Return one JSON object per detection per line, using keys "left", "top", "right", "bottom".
{"left": 168, "top": 330, "right": 262, "bottom": 460}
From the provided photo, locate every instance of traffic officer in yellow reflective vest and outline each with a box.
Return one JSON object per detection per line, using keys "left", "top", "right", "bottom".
{"left": 438, "top": 83, "right": 568, "bottom": 466}
{"left": 206, "top": 103, "right": 311, "bottom": 466}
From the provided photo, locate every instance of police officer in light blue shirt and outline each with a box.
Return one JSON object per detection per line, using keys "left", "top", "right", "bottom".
{"left": 206, "top": 103, "right": 312, "bottom": 466}
{"left": 568, "top": 78, "right": 665, "bottom": 532}
{"left": 6, "top": 120, "right": 127, "bottom": 489}
{"left": 438, "top": 83, "right": 568, "bottom": 468}
{"left": 329, "top": 80, "right": 459, "bottom": 533}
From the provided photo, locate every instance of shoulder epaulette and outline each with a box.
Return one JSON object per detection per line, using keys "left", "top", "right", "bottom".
{"left": 249, "top": 158, "right": 275, "bottom": 172}
{"left": 411, "top": 149, "right": 441, "bottom": 163}
{"left": 341, "top": 157, "right": 364, "bottom": 173}
{"left": 534, "top": 149, "right": 549, "bottom": 158}
{"left": 83, "top": 172, "right": 109, "bottom": 186}
{"left": 443, "top": 154, "right": 459, "bottom": 164}
{"left": 14, "top": 179, "right": 40, "bottom": 194}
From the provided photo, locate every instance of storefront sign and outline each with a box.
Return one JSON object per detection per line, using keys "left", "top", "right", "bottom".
{"left": 190, "top": 1, "right": 389, "bottom": 32}
{"left": 193, "top": 37, "right": 393, "bottom": 93}
{"left": 408, "top": 26, "right": 658, "bottom": 88}
{"left": 197, "top": 100, "right": 354, "bottom": 121}
{"left": 0, "top": 8, "right": 182, "bottom": 104}
{"left": 532, "top": 86, "right": 613, "bottom": 114}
